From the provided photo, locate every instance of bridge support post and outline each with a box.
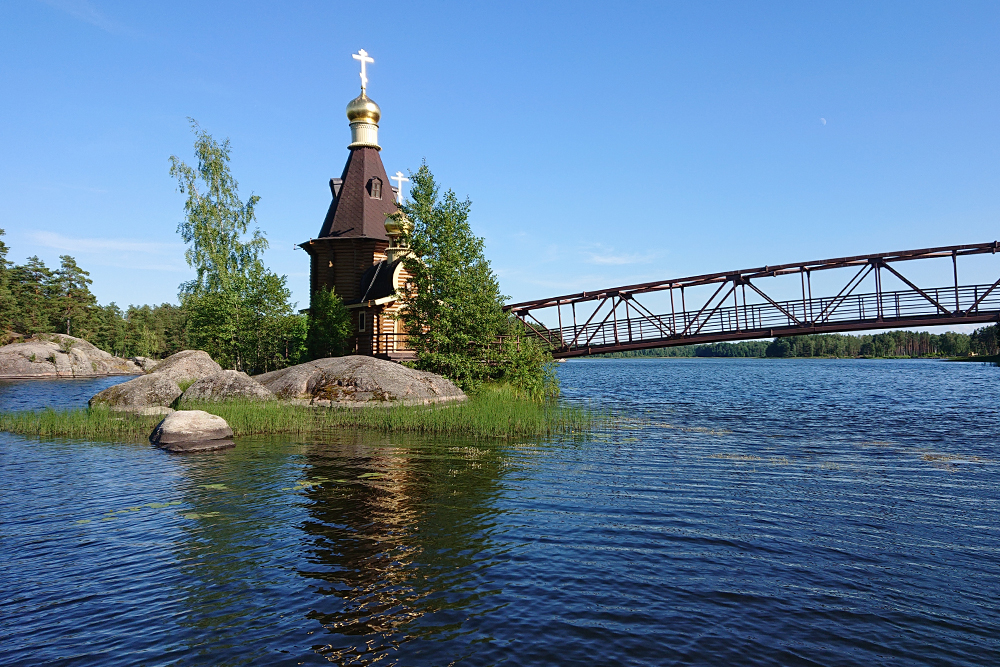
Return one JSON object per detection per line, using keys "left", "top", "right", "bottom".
{"left": 953, "top": 249, "right": 960, "bottom": 313}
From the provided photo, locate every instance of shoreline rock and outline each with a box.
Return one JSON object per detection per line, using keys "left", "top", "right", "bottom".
{"left": 88, "top": 349, "right": 225, "bottom": 412}
{"left": 130, "top": 356, "right": 161, "bottom": 373}
{"left": 89, "top": 374, "right": 183, "bottom": 411}
{"left": 178, "top": 370, "right": 275, "bottom": 405}
{"left": 254, "top": 355, "right": 466, "bottom": 407}
{"left": 149, "top": 410, "right": 235, "bottom": 453}
{"left": 147, "top": 350, "right": 222, "bottom": 384}
{"left": 0, "top": 334, "right": 141, "bottom": 378}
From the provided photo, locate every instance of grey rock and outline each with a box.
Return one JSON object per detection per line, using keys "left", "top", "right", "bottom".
{"left": 254, "top": 355, "right": 466, "bottom": 406}
{"left": 149, "top": 410, "right": 234, "bottom": 453}
{"left": 138, "top": 406, "right": 175, "bottom": 416}
{"left": 148, "top": 350, "right": 222, "bottom": 384}
{"left": 179, "top": 370, "right": 275, "bottom": 404}
{"left": 89, "top": 374, "right": 183, "bottom": 410}
{"left": 0, "top": 334, "right": 141, "bottom": 378}
{"left": 158, "top": 439, "right": 235, "bottom": 453}
{"left": 130, "top": 356, "right": 161, "bottom": 372}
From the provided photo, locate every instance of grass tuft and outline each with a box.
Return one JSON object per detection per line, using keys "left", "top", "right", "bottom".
{"left": 0, "top": 408, "right": 164, "bottom": 441}
{"left": 0, "top": 385, "right": 601, "bottom": 441}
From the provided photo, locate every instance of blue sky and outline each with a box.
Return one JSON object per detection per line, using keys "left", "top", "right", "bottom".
{"left": 2, "top": 1, "right": 999, "bottom": 322}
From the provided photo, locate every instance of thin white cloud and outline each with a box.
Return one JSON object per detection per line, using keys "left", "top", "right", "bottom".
{"left": 581, "top": 243, "right": 655, "bottom": 266}
{"left": 585, "top": 252, "right": 654, "bottom": 266}
{"left": 512, "top": 269, "right": 668, "bottom": 295}
{"left": 30, "top": 231, "right": 183, "bottom": 256}
{"left": 39, "top": 0, "right": 133, "bottom": 35}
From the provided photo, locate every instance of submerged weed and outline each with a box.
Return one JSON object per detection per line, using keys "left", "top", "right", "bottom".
{"left": 709, "top": 453, "right": 761, "bottom": 461}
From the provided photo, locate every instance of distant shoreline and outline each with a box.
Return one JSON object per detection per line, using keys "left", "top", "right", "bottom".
{"left": 573, "top": 355, "right": 997, "bottom": 362}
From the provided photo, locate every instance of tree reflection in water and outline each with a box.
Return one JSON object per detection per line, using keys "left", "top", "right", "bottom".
{"left": 296, "top": 431, "right": 511, "bottom": 663}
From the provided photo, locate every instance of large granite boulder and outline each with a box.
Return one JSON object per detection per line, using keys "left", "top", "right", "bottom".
{"left": 149, "top": 410, "right": 234, "bottom": 453}
{"left": 148, "top": 350, "right": 222, "bottom": 384}
{"left": 89, "top": 374, "right": 183, "bottom": 411}
{"left": 178, "top": 370, "right": 275, "bottom": 404}
{"left": 0, "top": 334, "right": 140, "bottom": 378}
{"left": 254, "top": 355, "right": 466, "bottom": 406}
{"left": 130, "top": 356, "right": 160, "bottom": 372}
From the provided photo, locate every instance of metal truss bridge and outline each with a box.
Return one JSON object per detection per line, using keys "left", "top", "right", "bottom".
{"left": 505, "top": 241, "right": 1000, "bottom": 359}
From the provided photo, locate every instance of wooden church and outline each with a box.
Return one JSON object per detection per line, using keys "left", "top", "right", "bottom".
{"left": 300, "top": 50, "right": 416, "bottom": 361}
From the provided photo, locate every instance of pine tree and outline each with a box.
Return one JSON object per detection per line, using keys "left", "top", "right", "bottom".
{"left": 10, "top": 256, "right": 56, "bottom": 335}
{"left": 0, "top": 229, "right": 15, "bottom": 336}
{"left": 53, "top": 255, "right": 97, "bottom": 337}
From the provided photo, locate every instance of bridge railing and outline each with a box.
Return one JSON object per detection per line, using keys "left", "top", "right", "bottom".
{"left": 506, "top": 242, "right": 1000, "bottom": 357}
{"left": 543, "top": 283, "right": 1000, "bottom": 352}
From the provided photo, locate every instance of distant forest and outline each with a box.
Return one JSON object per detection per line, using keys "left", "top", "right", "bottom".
{"left": 0, "top": 237, "right": 193, "bottom": 359}
{"left": 596, "top": 328, "right": 999, "bottom": 359}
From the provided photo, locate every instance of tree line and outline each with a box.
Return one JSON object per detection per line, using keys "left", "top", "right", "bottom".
{"left": 598, "top": 327, "right": 999, "bottom": 359}
{"left": 0, "top": 234, "right": 190, "bottom": 358}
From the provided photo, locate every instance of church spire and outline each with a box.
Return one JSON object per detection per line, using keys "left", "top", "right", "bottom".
{"left": 346, "top": 49, "right": 381, "bottom": 150}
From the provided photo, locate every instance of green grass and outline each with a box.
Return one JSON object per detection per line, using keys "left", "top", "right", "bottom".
{"left": 0, "top": 408, "right": 164, "bottom": 441}
{"left": 0, "top": 386, "right": 601, "bottom": 441}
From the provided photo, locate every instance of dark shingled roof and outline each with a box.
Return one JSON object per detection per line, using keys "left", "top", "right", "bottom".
{"left": 353, "top": 258, "right": 402, "bottom": 304}
{"left": 317, "top": 147, "right": 396, "bottom": 240}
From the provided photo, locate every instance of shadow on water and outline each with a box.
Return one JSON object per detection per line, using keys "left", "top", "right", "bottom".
{"left": 298, "top": 432, "right": 509, "bottom": 663}
{"left": 162, "top": 430, "right": 512, "bottom": 665}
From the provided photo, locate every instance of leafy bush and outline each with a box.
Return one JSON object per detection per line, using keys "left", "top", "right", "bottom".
{"left": 306, "top": 286, "right": 352, "bottom": 359}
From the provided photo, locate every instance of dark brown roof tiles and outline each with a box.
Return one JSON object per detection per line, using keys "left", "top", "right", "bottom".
{"left": 317, "top": 147, "right": 396, "bottom": 240}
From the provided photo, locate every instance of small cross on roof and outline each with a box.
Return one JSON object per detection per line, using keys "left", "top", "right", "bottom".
{"left": 352, "top": 49, "right": 374, "bottom": 92}
{"left": 391, "top": 171, "right": 409, "bottom": 204}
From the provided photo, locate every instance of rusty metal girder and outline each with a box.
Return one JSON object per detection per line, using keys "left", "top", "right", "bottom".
{"left": 505, "top": 241, "right": 1000, "bottom": 358}
{"left": 506, "top": 241, "right": 1000, "bottom": 313}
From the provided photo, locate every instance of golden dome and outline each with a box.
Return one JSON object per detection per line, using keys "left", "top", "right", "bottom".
{"left": 346, "top": 92, "right": 381, "bottom": 125}
{"left": 384, "top": 210, "right": 413, "bottom": 239}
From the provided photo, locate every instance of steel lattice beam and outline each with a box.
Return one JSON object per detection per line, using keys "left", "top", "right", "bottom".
{"left": 504, "top": 241, "right": 1000, "bottom": 358}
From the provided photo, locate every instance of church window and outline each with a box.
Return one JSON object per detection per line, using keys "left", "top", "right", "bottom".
{"left": 368, "top": 178, "right": 382, "bottom": 200}
{"left": 359, "top": 312, "right": 366, "bottom": 332}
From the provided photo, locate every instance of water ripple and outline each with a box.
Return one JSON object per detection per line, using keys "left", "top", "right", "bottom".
{"left": 0, "top": 360, "right": 998, "bottom": 664}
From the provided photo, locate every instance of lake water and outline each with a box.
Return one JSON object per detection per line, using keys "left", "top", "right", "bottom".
{"left": 1, "top": 359, "right": 998, "bottom": 666}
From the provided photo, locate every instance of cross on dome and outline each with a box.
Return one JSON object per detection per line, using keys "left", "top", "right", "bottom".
{"left": 391, "top": 171, "right": 409, "bottom": 203}
{"left": 352, "top": 49, "right": 374, "bottom": 92}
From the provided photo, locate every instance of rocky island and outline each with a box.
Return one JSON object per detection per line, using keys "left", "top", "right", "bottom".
{"left": 0, "top": 334, "right": 141, "bottom": 378}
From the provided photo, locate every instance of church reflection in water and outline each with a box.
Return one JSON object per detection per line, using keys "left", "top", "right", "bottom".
{"left": 296, "top": 431, "right": 510, "bottom": 662}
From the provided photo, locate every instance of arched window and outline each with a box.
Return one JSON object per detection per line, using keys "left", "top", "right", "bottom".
{"left": 368, "top": 178, "right": 382, "bottom": 200}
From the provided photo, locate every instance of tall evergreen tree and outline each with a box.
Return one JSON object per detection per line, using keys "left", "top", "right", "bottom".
{"left": 52, "top": 255, "right": 97, "bottom": 337}
{"left": 399, "top": 163, "right": 555, "bottom": 395}
{"left": 0, "top": 229, "right": 14, "bottom": 336}
{"left": 10, "top": 256, "right": 56, "bottom": 336}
